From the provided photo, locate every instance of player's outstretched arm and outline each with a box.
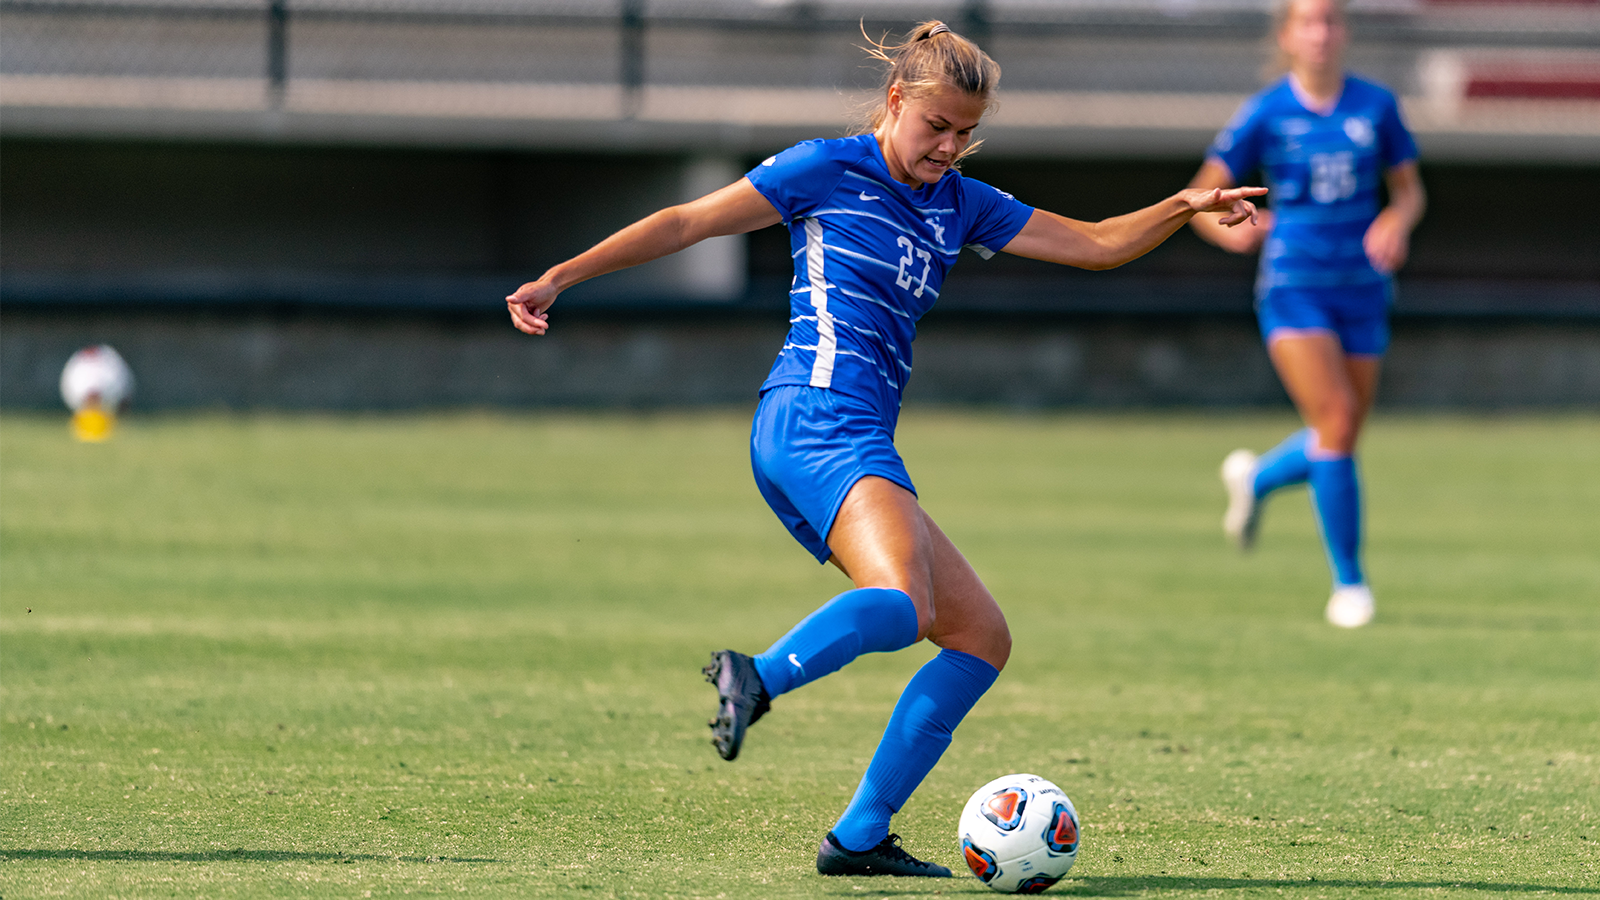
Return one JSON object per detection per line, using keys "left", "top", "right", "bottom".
{"left": 999, "top": 185, "right": 1267, "bottom": 271}
{"left": 1363, "top": 161, "right": 1425, "bottom": 274}
{"left": 1186, "top": 159, "right": 1273, "bottom": 255}
{"left": 506, "top": 178, "right": 782, "bottom": 335}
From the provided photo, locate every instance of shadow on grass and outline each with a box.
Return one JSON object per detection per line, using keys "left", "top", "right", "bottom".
{"left": 1, "top": 849, "right": 497, "bottom": 864}
{"left": 818, "top": 875, "right": 1600, "bottom": 896}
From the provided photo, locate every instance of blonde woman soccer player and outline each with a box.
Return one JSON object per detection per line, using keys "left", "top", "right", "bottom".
{"left": 508, "top": 21, "right": 1264, "bottom": 876}
{"left": 1191, "top": 0, "right": 1425, "bottom": 628}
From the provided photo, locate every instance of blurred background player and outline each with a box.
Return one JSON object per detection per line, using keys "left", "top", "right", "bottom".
{"left": 507, "top": 21, "right": 1263, "bottom": 877}
{"left": 1189, "top": 0, "right": 1425, "bottom": 628}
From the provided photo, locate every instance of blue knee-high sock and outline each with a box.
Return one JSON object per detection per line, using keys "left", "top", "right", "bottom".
{"left": 1252, "top": 428, "right": 1312, "bottom": 499}
{"left": 1309, "top": 455, "right": 1364, "bottom": 587}
{"left": 753, "top": 587, "right": 920, "bottom": 698}
{"left": 831, "top": 649, "right": 999, "bottom": 852}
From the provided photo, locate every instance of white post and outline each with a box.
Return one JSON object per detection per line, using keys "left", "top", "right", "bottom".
{"left": 661, "top": 156, "right": 747, "bottom": 301}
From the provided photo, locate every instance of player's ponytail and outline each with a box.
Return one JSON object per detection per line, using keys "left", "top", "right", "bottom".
{"left": 858, "top": 20, "right": 1001, "bottom": 159}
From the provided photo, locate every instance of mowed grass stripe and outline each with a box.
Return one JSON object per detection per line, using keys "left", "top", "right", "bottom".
{"left": 2, "top": 411, "right": 1596, "bottom": 898}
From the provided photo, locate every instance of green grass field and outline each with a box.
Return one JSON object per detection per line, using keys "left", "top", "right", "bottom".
{"left": 2, "top": 410, "right": 1597, "bottom": 899}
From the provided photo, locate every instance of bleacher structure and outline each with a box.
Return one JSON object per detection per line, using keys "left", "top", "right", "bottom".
{"left": 4, "top": 0, "right": 1597, "bottom": 159}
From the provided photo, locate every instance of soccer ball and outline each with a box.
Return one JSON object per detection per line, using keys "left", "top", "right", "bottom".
{"left": 959, "top": 773, "right": 1080, "bottom": 894}
{"left": 60, "top": 344, "right": 134, "bottom": 413}
{"left": 60, "top": 344, "right": 134, "bottom": 442}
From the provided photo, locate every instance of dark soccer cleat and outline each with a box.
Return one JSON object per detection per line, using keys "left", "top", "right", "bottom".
{"left": 703, "top": 649, "right": 771, "bottom": 761}
{"left": 816, "top": 832, "right": 953, "bottom": 878}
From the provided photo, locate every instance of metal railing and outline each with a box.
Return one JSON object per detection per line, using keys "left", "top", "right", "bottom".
{"left": 3, "top": 0, "right": 1596, "bottom": 155}
{"left": 7, "top": 0, "right": 1595, "bottom": 97}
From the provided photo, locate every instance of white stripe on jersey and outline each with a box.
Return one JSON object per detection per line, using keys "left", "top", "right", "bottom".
{"left": 842, "top": 171, "right": 955, "bottom": 216}
{"left": 781, "top": 342, "right": 900, "bottom": 390}
{"left": 836, "top": 285, "right": 916, "bottom": 318}
{"left": 820, "top": 242, "right": 900, "bottom": 274}
{"left": 788, "top": 285, "right": 934, "bottom": 316}
{"left": 789, "top": 315, "right": 913, "bottom": 380}
{"left": 812, "top": 207, "right": 959, "bottom": 258}
{"left": 804, "top": 218, "right": 836, "bottom": 389}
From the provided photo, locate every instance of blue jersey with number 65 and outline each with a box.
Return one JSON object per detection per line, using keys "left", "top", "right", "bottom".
{"left": 1208, "top": 74, "right": 1418, "bottom": 299}
{"left": 746, "top": 135, "right": 1034, "bottom": 421}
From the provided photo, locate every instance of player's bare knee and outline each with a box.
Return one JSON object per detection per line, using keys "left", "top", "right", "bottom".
{"left": 1312, "top": 411, "right": 1358, "bottom": 454}
{"left": 1318, "top": 422, "right": 1356, "bottom": 454}
{"left": 987, "top": 625, "right": 1013, "bottom": 671}
{"left": 889, "top": 585, "right": 935, "bottom": 641}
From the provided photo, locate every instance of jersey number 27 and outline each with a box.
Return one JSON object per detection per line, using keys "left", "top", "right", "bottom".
{"left": 895, "top": 236, "right": 934, "bottom": 298}
{"left": 1309, "top": 151, "right": 1357, "bottom": 204}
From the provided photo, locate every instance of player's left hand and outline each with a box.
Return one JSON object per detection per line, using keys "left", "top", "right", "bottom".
{"left": 1179, "top": 186, "right": 1269, "bottom": 226}
{"left": 1363, "top": 208, "right": 1411, "bottom": 274}
{"left": 506, "top": 277, "right": 558, "bottom": 335}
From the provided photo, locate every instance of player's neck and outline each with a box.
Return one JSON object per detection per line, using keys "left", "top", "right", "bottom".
{"left": 873, "top": 131, "right": 916, "bottom": 187}
{"left": 1288, "top": 69, "right": 1343, "bottom": 115}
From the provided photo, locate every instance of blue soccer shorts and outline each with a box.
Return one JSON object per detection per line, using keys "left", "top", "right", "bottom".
{"left": 750, "top": 385, "right": 916, "bottom": 563}
{"left": 1257, "top": 283, "right": 1392, "bottom": 357}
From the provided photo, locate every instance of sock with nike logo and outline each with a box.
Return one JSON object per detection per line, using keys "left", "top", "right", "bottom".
{"left": 753, "top": 587, "right": 919, "bottom": 697}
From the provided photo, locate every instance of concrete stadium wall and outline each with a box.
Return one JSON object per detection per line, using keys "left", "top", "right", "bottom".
{"left": 4, "top": 307, "right": 1597, "bottom": 411}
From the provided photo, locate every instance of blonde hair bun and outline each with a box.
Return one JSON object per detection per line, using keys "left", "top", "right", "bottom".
{"left": 857, "top": 20, "right": 1002, "bottom": 160}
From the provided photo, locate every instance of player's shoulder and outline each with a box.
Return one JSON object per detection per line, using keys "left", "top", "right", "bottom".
{"left": 1213, "top": 78, "right": 1289, "bottom": 157}
{"left": 948, "top": 168, "right": 1017, "bottom": 205}
{"left": 758, "top": 134, "right": 876, "bottom": 176}
{"left": 1337, "top": 71, "right": 1401, "bottom": 104}
{"left": 1238, "top": 77, "right": 1297, "bottom": 120}
{"left": 1337, "top": 73, "right": 1401, "bottom": 123}
{"left": 750, "top": 136, "right": 878, "bottom": 215}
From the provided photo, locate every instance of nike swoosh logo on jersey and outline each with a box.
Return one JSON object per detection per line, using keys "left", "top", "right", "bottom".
{"left": 859, "top": 191, "right": 882, "bottom": 201}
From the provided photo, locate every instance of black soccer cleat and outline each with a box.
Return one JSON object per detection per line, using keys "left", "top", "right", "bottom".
{"left": 703, "top": 649, "right": 771, "bottom": 761}
{"left": 816, "top": 832, "right": 953, "bottom": 878}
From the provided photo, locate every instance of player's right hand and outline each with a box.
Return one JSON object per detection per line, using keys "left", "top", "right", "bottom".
{"left": 1216, "top": 208, "right": 1273, "bottom": 254}
{"left": 506, "top": 279, "right": 557, "bottom": 335}
{"left": 1179, "top": 185, "right": 1269, "bottom": 225}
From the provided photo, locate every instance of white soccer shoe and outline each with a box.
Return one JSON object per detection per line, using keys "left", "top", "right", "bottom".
{"left": 1220, "top": 449, "right": 1260, "bottom": 551}
{"left": 1325, "top": 584, "right": 1376, "bottom": 628}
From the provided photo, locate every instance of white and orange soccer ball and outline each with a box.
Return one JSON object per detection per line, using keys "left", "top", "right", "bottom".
{"left": 959, "top": 773, "right": 1080, "bottom": 894}
{"left": 60, "top": 344, "right": 134, "bottom": 442}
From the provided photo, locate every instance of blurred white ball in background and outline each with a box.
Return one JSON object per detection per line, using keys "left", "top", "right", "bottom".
{"left": 60, "top": 344, "right": 135, "bottom": 413}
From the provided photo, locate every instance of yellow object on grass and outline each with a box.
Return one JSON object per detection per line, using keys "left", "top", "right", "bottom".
{"left": 71, "top": 408, "right": 116, "bottom": 442}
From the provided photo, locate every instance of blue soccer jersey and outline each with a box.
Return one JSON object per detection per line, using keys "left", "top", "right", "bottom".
{"left": 746, "top": 135, "right": 1035, "bottom": 419}
{"left": 1208, "top": 74, "right": 1418, "bottom": 298}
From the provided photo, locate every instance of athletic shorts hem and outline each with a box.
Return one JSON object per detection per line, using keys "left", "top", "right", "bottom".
{"left": 1257, "top": 284, "right": 1391, "bottom": 357}
{"left": 809, "top": 469, "right": 917, "bottom": 565}
{"left": 750, "top": 385, "right": 916, "bottom": 564}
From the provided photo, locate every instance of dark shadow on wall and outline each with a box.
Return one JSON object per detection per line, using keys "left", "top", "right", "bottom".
{"left": 3, "top": 306, "right": 1597, "bottom": 411}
